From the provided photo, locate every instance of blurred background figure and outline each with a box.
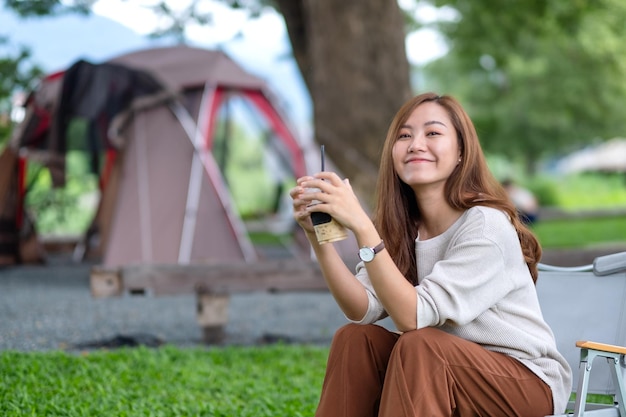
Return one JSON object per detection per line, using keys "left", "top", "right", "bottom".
{"left": 502, "top": 178, "right": 539, "bottom": 225}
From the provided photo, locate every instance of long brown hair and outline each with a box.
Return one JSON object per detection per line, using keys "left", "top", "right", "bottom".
{"left": 373, "top": 92, "right": 542, "bottom": 284}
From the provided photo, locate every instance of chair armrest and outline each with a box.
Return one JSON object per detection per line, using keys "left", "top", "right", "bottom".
{"left": 593, "top": 251, "right": 626, "bottom": 276}
{"left": 576, "top": 340, "right": 626, "bottom": 355}
{"left": 537, "top": 251, "right": 626, "bottom": 275}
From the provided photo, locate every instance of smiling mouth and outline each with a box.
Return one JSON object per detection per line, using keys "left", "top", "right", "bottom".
{"left": 406, "top": 158, "right": 432, "bottom": 163}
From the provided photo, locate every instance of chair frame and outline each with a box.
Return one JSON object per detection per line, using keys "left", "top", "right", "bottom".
{"left": 539, "top": 253, "right": 626, "bottom": 417}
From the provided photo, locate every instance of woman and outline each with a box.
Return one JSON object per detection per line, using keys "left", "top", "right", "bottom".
{"left": 290, "top": 92, "right": 572, "bottom": 416}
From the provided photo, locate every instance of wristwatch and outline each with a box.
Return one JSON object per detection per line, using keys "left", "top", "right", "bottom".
{"left": 358, "top": 240, "right": 385, "bottom": 263}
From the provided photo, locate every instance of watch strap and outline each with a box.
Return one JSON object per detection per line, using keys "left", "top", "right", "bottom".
{"left": 370, "top": 240, "right": 385, "bottom": 255}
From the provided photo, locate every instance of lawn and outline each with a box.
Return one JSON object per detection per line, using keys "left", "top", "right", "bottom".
{"left": 532, "top": 215, "right": 626, "bottom": 249}
{"left": 525, "top": 172, "right": 626, "bottom": 249}
{"left": 0, "top": 345, "right": 327, "bottom": 417}
{"left": 0, "top": 344, "right": 615, "bottom": 416}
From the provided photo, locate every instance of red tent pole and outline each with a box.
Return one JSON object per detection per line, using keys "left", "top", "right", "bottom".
{"left": 203, "top": 87, "right": 225, "bottom": 149}
{"left": 99, "top": 149, "right": 117, "bottom": 191}
{"left": 243, "top": 90, "right": 307, "bottom": 178}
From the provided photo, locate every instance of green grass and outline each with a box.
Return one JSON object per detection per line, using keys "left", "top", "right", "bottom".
{"left": 567, "top": 393, "right": 616, "bottom": 413}
{"left": 532, "top": 215, "right": 626, "bottom": 249}
{"left": 0, "top": 344, "right": 328, "bottom": 417}
{"left": 549, "top": 173, "right": 626, "bottom": 210}
{"left": 585, "top": 394, "right": 615, "bottom": 404}
{"left": 0, "top": 344, "right": 617, "bottom": 416}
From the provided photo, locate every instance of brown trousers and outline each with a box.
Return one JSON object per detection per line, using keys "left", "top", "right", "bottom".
{"left": 315, "top": 324, "right": 553, "bottom": 417}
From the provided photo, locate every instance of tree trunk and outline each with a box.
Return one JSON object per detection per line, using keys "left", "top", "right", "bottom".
{"left": 276, "top": 0, "right": 412, "bottom": 204}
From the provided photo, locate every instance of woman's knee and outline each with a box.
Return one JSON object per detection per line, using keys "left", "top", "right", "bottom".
{"left": 392, "top": 327, "right": 453, "bottom": 363}
{"left": 334, "top": 323, "right": 390, "bottom": 340}
{"left": 331, "top": 324, "right": 398, "bottom": 355}
{"left": 396, "top": 326, "right": 444, "bottom": 345}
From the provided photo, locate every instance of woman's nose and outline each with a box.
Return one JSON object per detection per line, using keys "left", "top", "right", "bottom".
{"left": 407, "top": 134, "right": 426, "bottom": 153}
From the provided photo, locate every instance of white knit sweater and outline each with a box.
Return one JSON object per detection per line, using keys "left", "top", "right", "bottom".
{"left": 352, "top": 206, "right": 572, "bottom": 414}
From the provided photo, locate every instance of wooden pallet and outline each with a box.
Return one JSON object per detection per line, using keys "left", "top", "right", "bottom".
{"left": 90, "top": 259, "right": 328, "bottom": 343}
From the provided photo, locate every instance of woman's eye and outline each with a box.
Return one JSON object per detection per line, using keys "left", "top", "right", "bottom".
{"left": 426, "top": 131, "right": 440, "bottom": 137}
{"left": 398, "top": 132, "right": 411, "bottom": 140}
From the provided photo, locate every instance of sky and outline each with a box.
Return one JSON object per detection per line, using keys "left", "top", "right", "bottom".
{"left": 90, "top": 0, "right": 449, "bottom": 66}
{"left": 89, "top": 0, "right": 449, "bottom": 131}
{"left": 1, "top": 0, "right": 449, "bottom": 135}
{"left": 59, "top": 1, "right": 315, "bottom": 132}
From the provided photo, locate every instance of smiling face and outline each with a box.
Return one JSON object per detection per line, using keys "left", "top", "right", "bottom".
{"left": 391, "top": 101, "right": 461, "bottom": 193}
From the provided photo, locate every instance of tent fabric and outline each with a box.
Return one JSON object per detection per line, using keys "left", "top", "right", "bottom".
{"left": 108, "top": 46, "right": 266, "bottom": 91}
{"left": 103, "top": 105, "right": 248, "bottom": 266}
{"left": 3, "top": 45, "right": 334, "bottom": 268}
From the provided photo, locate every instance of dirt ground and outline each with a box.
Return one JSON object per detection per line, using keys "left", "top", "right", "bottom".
{"left": 2, "top": 244, "right": 625, "bottom": 352}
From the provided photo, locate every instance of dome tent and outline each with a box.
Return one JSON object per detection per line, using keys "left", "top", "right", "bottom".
{"left": 0, "top": 45, "right": 356, "bottom": 268}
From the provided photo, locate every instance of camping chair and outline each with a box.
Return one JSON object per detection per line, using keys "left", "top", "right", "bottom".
{"left": 537, "top": 251, "right": 626, "bottom": 417}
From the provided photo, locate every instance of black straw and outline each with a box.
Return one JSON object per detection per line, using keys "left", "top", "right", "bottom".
{"left": 320, "top": 144, "right": 325, "bottom": 171}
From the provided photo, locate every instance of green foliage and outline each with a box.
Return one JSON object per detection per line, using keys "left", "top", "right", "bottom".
{"left": 524, "top": 172, "right": 626, "bottom": 210}
{"left": 487, "top": 152, "right": 626, "bottom": 209}
{"left": 532, "top": 216, "right": 626, "bottom": 249}
{"left": 215, "top": 123, "right": 276, "bottom": 218}
{"left": 0, "top": 344, "right": 327, "bottom": 417}
{"left": 213, "top": 98, "right": 295, "bottom": 220}
{"left": 0, "top": 125, "right": 9, "bottom": 148}
{"left": 423, "top": 0, "right": 626, "bottom": 170}
{"left": 3, "top": 0, "right": 93, "bottom": 17}
{"left": 142, "top": 0, "right": 270, "bottom": 43}
{"left": 25, "top": 151, "right": 99, "bottom": 235}
{"left": 526, "top": 178, "right": 559, "bottom": 207}
{"left": 501, "top": 172, "right": 626, "bottom": 248}
{"left": 0, "top": 0, "right": 97, "bottom": 145}
{"left": 0, "top": 36, "right": 44, "bottom": 144}
{"left": 549, "top": 173, "right": 626, "bottom": 209}
{"left": 0, "top": 39, "right": 43, "bottom": 99}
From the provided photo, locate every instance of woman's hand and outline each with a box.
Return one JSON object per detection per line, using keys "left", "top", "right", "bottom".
{"left": 289, "top": 177, "right": 317, "bottom": 234}
{"left": 294, "top": 172, "right": 370, "bottom": 234}
{"left": 290, "top": 172, "right": 372, "bottom": 322}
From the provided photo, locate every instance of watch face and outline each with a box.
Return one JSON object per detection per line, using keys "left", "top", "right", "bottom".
{"left": 359, "top": 247, "right": 375, "bottom": 262}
